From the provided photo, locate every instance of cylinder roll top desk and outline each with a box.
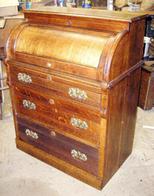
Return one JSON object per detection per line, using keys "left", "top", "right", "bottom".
{"left": 5, "top": 7, "right": 146, "bottom": 189}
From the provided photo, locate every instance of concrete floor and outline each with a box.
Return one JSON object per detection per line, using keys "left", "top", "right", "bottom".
{"left": 0, "top": 107, "right": 154, "bottom": 196}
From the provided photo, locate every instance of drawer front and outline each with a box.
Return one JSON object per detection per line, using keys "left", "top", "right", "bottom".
{"left": 13, "top": 86, "right": 101, "bottom": 147}
{"left": 9, "top": 63, "right": 101, "bottom": 108}
{"left": 17, "top": 117, "right": 99, "bottom": 176}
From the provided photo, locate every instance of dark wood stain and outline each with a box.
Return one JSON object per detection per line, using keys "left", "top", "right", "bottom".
{"left": 17, "top": 117, "right": 98, "bottom": 176}
{"left": 5, "top": 8, "right": 146, "bottom": 189}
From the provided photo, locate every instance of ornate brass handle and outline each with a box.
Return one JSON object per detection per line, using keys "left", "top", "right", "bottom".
{"left": 17, "top": 73, "right": 32, "bottom": 83}
{"left": 70, "top": 117, "right": 88, "bottom": 130}
{"left": 71, "top": 149, "right": 87, "bottom": 162}
{"left": 22, "top": 99, "right": 36, "bottom": 110}
{"left": 25, "top": 129, "right": 38, "bottom": 139}
{"left": 68, "top": 88, "right": 87, "bottom": 101}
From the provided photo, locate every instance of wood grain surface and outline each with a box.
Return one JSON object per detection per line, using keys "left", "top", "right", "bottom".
{"left": 5, "top": 9, "right": 146, "bottom": 189}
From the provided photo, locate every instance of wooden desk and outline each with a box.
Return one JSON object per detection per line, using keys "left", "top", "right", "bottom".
{"left": 5, "top": 8, "right": 146, "bottom": 189}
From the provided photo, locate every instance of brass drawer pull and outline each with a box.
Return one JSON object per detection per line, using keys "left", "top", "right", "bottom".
{"left": 50, "top": 131, "right": 56, "bottom": 137}
{"left": 25, "top": 129, "right": 38, "bottom": 139}
{"left": 22, "top": 99, "right": 36, "bottom": 110}
{"left": 70, "top": 117, "right": 88, "bottom": 130}
{"left": 47, "top": 74, "right": 52, "bottom": 81}
{"left": 17, "top": 73, "right": 32, "bottom": 83}
{"left": 71, "top": 149, "right": 87, "bottom": 162}
{"left": 47, "top": 62, "right": 52, "bottom": 68}
{"left": 49, "top": 98, "right": 55, "bottom": 105}
{"left": 68, "top": 88, "right": 87, "bottom": 101}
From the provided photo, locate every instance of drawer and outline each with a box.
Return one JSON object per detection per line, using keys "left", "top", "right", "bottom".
{"left": 9, "top": 63, "right": 102, "bottom": 108}
{"left": 17, "top": 117, "right": 99, "bottom": 176}
{"left": 13, "top": 86, "right": 102, "bottom": 147}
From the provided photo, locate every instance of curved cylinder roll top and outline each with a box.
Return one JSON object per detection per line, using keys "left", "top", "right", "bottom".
{"left": 15, "top": 25, "right": 112, "bottom": 69}
{"left": 7, "top": 23, "right": 122, "bottom": 81}
{"left": 6, "top": 8, "right": 145, "bottom": 83}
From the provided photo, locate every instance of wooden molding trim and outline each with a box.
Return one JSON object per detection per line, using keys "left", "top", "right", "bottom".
{"left": 106, "top": 60, "right": 143, "bottom": 89}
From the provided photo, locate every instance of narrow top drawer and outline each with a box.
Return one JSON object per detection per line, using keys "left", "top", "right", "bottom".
{"left": 8, "top": 63, "right": 105, "bottom": 109}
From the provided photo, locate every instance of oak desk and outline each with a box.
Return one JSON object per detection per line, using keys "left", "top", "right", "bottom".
{"left": 6, "top": 8, "right": 146, "bottom": 189}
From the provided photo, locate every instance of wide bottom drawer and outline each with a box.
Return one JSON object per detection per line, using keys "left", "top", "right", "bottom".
{"left": 17, "top": 117, "right": 99, "bottom": 176}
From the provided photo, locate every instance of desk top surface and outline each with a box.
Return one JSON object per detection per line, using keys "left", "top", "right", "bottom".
{"left": 24, "top": 7, "right": 147, "bottom": 22}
